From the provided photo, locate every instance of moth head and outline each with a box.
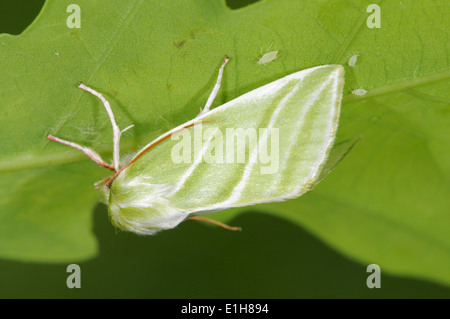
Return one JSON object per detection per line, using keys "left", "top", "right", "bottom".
{"left": 107, "top": 173, "right": 188, "bottom": 235}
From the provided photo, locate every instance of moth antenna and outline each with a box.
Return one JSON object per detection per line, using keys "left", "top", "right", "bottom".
{"left": 197, "top": 56, "right": 230, "bottom": 117}
{"left": 188, "top": 216, "right": 242, "bottom": 232}
{"left": 47, "top": 134, "right": 115, "bottom": 171}
{"left": 78, "top": 83, "right": 123, "bottom": 172}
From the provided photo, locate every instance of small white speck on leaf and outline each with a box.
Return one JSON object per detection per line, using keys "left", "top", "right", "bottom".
{"left": 348, "top": 54, "right": 359, "bottom": 67}
{"left": 352, "top": 88, "right": 367, "bottom": 96}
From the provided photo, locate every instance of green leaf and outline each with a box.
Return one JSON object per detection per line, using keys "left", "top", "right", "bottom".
{"left": 1, "top": 0, "right": 449, "bottom": 288}
{"left": 0, "top": 162, "right": 99, "bottom": 262}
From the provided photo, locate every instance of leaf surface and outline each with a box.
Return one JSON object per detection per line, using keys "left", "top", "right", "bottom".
{"left": 0, "top": 0, "right": 449, "bottom": 286}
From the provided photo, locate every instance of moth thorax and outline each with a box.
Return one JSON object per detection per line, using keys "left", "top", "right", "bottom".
{"left": 108, "top": 177, "right": 187, "bottom": 235}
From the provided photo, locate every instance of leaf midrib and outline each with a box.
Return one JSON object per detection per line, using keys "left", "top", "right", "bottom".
{"left": 342, "top": 68, "right": 450, "bottom": 103}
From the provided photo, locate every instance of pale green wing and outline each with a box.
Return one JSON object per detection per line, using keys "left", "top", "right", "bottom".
{"left": 109, "top": 65, "right": 344, "bottom": 233}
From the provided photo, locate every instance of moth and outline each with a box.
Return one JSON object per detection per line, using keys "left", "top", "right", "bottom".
{"left": 48, "top": 57, "right": 345, "bottom": 235}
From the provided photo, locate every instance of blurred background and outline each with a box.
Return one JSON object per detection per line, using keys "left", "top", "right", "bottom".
{"left": 0, "top": 0, "right": 449, "bottom": 298}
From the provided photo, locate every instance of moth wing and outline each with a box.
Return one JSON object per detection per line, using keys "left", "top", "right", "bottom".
{"left": 111, "top": 65, "right": 344, "bottom": 224}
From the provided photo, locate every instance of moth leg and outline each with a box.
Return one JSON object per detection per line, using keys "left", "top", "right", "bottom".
{"left": 188, "top": 215, "right": 241, "bottom": 232}
{"left": 47, "top": 134, "right": 115, "bottom": 171}
{"left": 94, "top": 176, "right": 112, "bottom": 188}
{"left": 78, "top": 83, "right": 134, "bottom": 171}
{"left": 197, "top": 56, "right": 230, "bottom": 117}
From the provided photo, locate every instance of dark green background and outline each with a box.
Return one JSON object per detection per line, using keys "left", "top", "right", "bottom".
{"left": 0, "top": 0, "right": 449, "bottom": 298}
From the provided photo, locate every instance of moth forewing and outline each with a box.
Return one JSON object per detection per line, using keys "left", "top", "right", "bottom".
{"left": 109, "top": 64, "right": 344, "bottom": 234}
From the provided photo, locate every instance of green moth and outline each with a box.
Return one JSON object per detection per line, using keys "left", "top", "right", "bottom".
{"left": 48, "top": 57, "right": 345, "bottom": 235}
